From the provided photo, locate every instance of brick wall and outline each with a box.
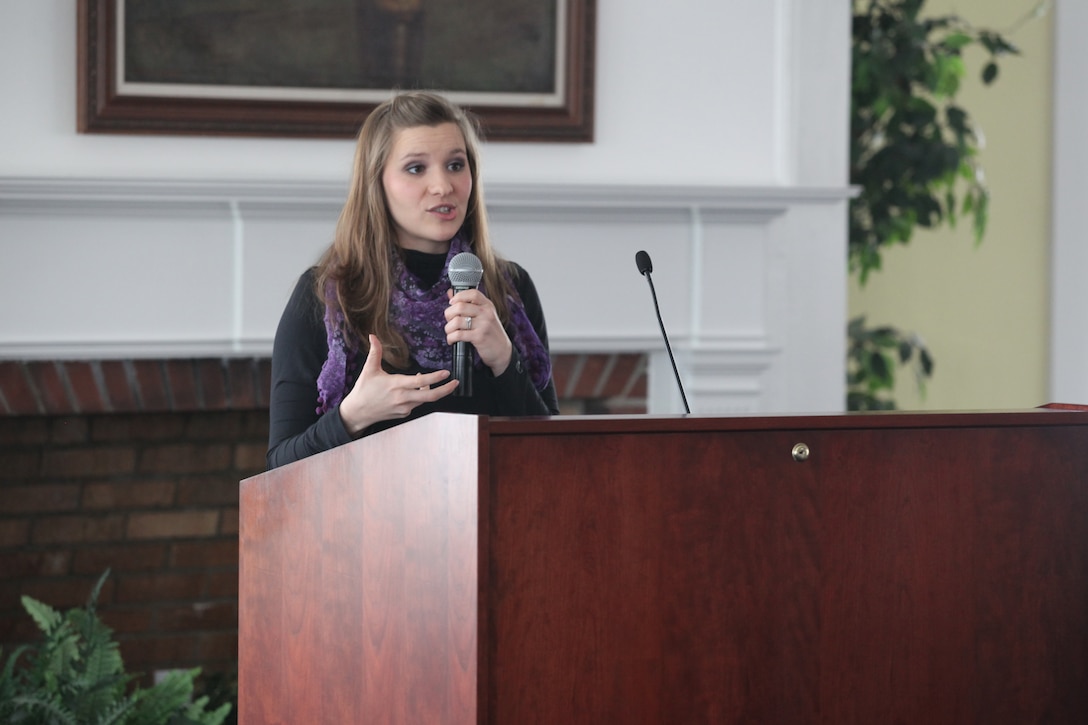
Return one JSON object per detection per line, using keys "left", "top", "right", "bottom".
{"left": 0, "top": 353, "right": 645, "bottom": 682}
{"left": 0, "top": 409, "right": 263, "bottom": 682}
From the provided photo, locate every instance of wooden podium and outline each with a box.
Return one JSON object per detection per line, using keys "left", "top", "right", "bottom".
{"left": 239, "top": 410, "right": 1088, "bottom": 723}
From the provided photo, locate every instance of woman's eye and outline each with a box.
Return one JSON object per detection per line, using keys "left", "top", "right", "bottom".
{"left": 406, "top": 163, "right": 424, "bottom": 174}
{"left": 448, "top": 160, "right": 465, "bottom": 172}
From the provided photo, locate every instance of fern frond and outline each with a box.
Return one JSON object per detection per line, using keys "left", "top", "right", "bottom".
{"left": 9, "top": 693, "right": 81, "bottom": 725}
{"left": 43, "top": 626, "right": 83, "bottom": 687}
{"left": 172, "top": 694, "right": 233, "bottom": 725}
{"left": 82, "top": 636, "right": 124, "bottom": 680}
{"left": 21, "top": 595, "right": 62, "bottom": 635}
{"left": 1, "top": 643, "right": 31, "bottom": 682}
{"left": 191, "top": 698, "right": 233, "bottom": 725}
{"left": 87, "top": 568, "right": 111, "bottom": 615}
{"left": 132, "top": 668, "right": 201, "bottom": 724}
{"left": 5, "top": 572, "right": 231, "bottom": 725}
{"left": 72, "top": 672, "right": 130, "bottom": 723}
{"left": 97, "top": 692, "right": 143, "bottom": 725}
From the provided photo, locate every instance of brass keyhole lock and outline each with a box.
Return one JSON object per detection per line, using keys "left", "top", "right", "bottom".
{"left": 791, "top": 443, "right": 810, "bottom": 462}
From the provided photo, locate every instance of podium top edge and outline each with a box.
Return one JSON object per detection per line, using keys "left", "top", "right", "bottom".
{"left": 484, "top": 408, "right": 1088, "bottom": 436}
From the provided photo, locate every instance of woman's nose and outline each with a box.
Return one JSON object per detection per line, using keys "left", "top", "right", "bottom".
{"left": 429, "top": 171, "right": 453, "bottom": 195}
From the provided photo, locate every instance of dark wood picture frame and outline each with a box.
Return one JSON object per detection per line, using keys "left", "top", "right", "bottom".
{"left": 77, "top": 0, "right": 595, "bottom": 142}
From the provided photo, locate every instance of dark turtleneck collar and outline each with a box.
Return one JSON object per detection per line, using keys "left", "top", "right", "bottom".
{"left": 402, "top": 248, "right": 448, "bottom": 288}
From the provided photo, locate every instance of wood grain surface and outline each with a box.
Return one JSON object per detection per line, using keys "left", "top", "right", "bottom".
{"left": 240, "top": 410, "right": 1088, "bottom": 724}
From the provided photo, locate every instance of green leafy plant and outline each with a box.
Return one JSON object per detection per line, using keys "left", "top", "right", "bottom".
{"left": 195, "top": 670, "right": 237, "bottom": 725}
{"left": 0, "top": 571, "right": 230, "bottom": 725}
{"left": 847, "top": 315, "right": 933, "bottom": 411}
{"left": 846, "top": 0, "right": 1044, "bottom": 410}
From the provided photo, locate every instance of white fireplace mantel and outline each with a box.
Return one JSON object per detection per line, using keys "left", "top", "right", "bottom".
{"left": 0, "top": 177, "right": 850, "bottom": 414}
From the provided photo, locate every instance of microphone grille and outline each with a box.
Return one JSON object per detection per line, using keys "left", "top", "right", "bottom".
{"left": 449, "top": 251, "right": 484, "bottom": 288}
{"left": 635, "top": 250, "right": 653, "bottom": 275}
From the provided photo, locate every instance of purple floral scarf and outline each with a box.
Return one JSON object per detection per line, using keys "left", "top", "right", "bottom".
{"left": 315, "top": 236, "right": 551, "bottom": 414}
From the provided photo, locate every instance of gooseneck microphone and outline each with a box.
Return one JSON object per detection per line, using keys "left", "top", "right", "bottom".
{"left": 635, "top": 250, "right": 691, "bottom": 414}
{"left": 449, "top": 251, "right": 484, "bottom": 397}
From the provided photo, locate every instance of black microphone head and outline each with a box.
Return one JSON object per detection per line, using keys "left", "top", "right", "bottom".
{"left": 635, "top": 250, "right": 653, "bottom": 276}
{"left": 449, "top": 251, "right": 484, "bottom": 289}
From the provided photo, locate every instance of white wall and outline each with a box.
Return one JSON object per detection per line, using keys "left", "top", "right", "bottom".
{"left": 0, "top": 1, "right": 813, "bottom": 186}
{"left": 0, "top": 0, "right": 852, "bottom": 415}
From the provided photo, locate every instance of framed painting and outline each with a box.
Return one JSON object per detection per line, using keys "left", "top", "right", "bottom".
{"left": 77, "top": 0, "right": 595, "bottom": 142}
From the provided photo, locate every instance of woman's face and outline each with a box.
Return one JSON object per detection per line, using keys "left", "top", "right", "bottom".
{"left": 381, "top": 122, "right": 472, "bottom": 254}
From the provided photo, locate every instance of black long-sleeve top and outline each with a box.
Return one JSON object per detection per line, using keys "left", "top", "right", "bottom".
{"left": 267, "top": 253, "right": 560, "bottom": 469}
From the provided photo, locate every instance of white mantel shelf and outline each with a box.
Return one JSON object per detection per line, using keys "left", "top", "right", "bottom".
{"left": 0, "top": 176, "right": 851, "bottom": 415}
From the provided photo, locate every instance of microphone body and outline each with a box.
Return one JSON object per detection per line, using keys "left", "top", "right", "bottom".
{"left": 452, "top": 338, "right": 473, "bottom": 397}
{"left": 635, "top": 250, "right": 691, "bottom": 414}
{"left": 449, "top": 252, "right": 484, "bottom": 397}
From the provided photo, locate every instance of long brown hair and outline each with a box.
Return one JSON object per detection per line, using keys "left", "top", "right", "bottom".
{"left": 315, "top": 91, "right": 515, "bottom": 368}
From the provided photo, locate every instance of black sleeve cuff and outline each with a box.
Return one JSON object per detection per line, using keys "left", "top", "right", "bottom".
{"left": 491, "top": 347, "right": 560, "bottom": 416}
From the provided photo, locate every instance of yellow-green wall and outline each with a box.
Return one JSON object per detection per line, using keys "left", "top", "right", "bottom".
{"left": 848, "top": 0, "right": 1053, "bottom": 409}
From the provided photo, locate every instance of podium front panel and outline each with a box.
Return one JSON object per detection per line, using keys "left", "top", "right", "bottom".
{"left": 240, "top": 410, "right": 1088, "bottom": 724}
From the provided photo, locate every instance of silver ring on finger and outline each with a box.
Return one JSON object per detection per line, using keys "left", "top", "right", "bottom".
{"left": 464, "top": 316, "right": 473, "bottom": 330}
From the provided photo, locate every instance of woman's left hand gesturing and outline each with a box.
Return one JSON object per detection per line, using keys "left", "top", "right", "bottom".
{"left": 445, "top": 288, "right": 513, "bottom": 376}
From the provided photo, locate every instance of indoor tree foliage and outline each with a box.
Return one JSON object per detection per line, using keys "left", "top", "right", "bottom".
{"left": 846, "top": 0, "right": 1042, "bottom": 410}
